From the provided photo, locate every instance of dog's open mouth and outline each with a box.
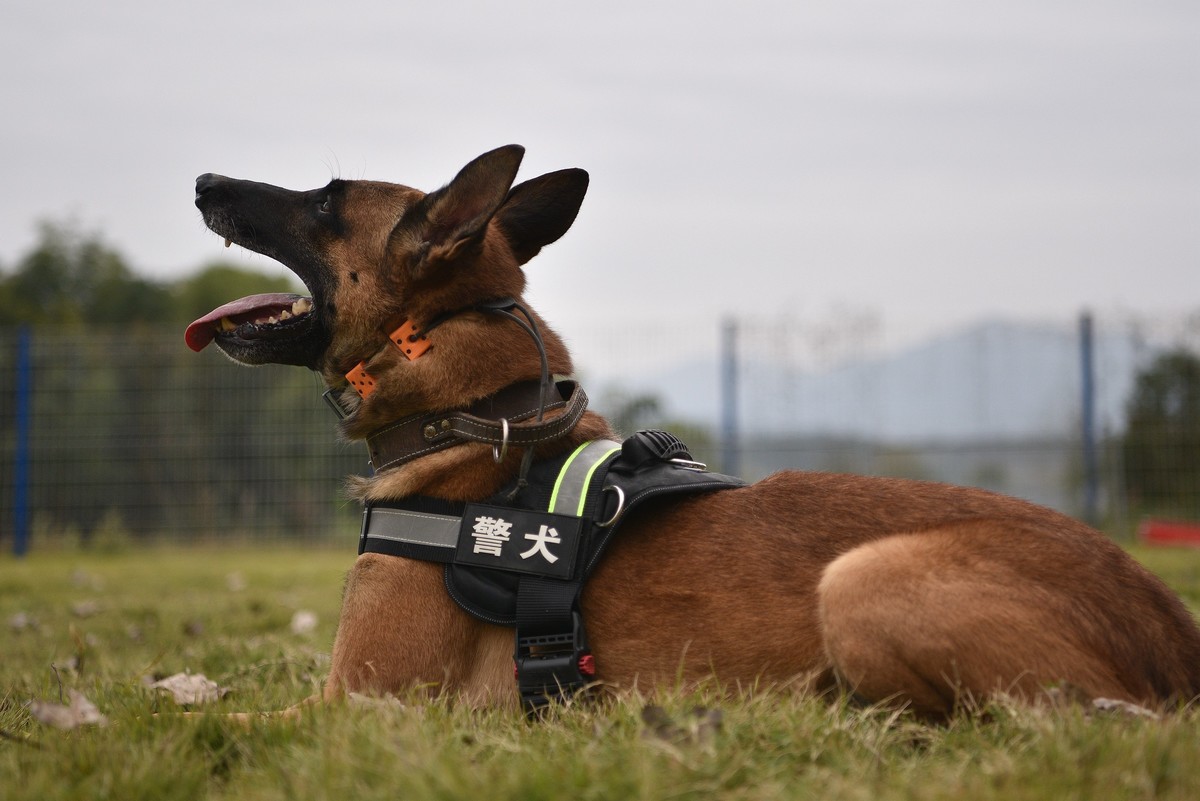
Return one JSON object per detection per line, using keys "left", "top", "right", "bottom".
{"left": 188, "top": 172, "right": 336, "bottom": 368}
{"left": 185, "top": 294, "right": 315, "bottom": 352}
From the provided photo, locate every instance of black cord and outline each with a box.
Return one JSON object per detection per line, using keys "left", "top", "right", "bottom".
{"left": 469, "top": 299, "right": 556, "bottom": 501}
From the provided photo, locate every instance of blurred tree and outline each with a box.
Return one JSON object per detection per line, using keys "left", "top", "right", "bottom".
{"left": 0, "top": 221, "right": 301, "bottom": 328}
{"left": 0, "top": 220, "right": 172, "bottom": 326}
{"left": 599, "top": 386, "right": 716, "bottom": 467}
{"left": 0, "top": 221, "right": 85, "bottom": 324}
{"left": 1122, "top": 349, "right": 1200, "bottom": 518}
{"left": 172, "top": 262, "right": 300, "bottom": 323}
{"left": 603, "top": 389, "right": 665, "bottom": 436}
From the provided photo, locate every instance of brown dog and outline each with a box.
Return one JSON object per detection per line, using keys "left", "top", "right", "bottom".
{"left": 188, "top": 145, "right": 1200, "bottom": 718}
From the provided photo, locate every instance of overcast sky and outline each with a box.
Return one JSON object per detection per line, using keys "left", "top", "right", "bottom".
{"left": 1, "top": 0, "right": 1196, "bottom": 345}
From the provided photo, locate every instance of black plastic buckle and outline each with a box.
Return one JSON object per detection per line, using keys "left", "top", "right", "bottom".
{"left": 323, "top": 387, "right": 352, "bottom": 420}
{"left": 615, "top": 429, "right": 693, "bottom": 469}
{"left": 514, "top": 610, "right": 595, "bottom": 716}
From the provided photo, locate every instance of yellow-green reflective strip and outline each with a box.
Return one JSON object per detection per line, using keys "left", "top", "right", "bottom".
{"left": 575, "top": 446, "right": 620, "bottom": 516}
{"left": 548, "top": 442, "right": 592, "bottom": 513}
{"left": 548, "top": 440, "right": 622, "bottom": 517}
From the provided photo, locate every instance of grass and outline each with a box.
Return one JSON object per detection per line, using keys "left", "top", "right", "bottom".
{"left": 3, "top": 545, "right": 1200, "bottom": 800}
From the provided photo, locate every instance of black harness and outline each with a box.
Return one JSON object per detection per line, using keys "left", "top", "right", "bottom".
{"left": 334, "top": 297, "right": 746, "bottom": 713}
{"left": 358, "top": 429, "right": 746, "bottom": 714}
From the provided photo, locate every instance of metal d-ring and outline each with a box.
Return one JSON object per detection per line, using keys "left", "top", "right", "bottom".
{"left": 491, "top": 417, "right": 510, "bottom": 463}
{"left": 595, "top": 485, "right": 626, "bottom": 528}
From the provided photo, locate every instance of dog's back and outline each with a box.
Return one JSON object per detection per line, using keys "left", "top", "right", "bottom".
{"left": 585, "top": 470, "right": 1200, "bottom": 715}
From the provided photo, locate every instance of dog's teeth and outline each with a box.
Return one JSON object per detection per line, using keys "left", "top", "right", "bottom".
{"left": 268, "top": 316, "right": 279, "bottom": 325}
{"left": 292, "top": 299, "right": 312, "bottom": 315}
{"left": 279, "top": 310, "right": 292, "bottom": 321}
{"left": 219, "top": 317, "right": 236, "bottom": 332}
{"left": 224, "top": 238, "right": 232, "bottom": 248}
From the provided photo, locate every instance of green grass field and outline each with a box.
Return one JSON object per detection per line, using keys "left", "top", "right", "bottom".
{"left": 3, "top": 545, "right": 1200, "bottom": 801}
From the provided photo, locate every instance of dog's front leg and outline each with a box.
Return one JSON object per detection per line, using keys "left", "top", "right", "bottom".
{"left": 323, "top": 554, "right": 513, "bottom": 706}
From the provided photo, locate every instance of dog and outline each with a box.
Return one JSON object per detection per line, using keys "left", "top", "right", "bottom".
{"left": 188, "top": 145, "right": 1200, "bottom": 718}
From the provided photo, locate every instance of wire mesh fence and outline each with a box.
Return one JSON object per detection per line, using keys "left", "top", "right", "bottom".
{"left": 2, "top": 309, "right": 1198, "bottom": 552}
{"left": 1, "top": 329, "right": 366, "bottom": 548}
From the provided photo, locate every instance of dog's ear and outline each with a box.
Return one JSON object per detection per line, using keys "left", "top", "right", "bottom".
{"left": 494, "top": 168, "right": 589, "bottom": 265}
{"left": 391, "top": 144, "right": 525, "bottom": 276}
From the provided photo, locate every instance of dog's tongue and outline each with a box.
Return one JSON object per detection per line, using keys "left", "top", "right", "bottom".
{"left": 185, "top": 293, "right": 308, "bottom": 352}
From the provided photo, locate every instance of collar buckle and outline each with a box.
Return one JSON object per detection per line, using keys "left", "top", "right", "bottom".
{"left": 323, "top": 387, "right": 353, "bottom": 420}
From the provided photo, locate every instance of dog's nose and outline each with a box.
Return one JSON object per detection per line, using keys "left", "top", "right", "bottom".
{"left": 195, "top": 173, "right": 222, "bottom": 199}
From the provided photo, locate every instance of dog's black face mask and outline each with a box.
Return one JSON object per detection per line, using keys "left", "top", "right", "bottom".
{"left": 188, "top": 173, "right": 336, "bottom": 368}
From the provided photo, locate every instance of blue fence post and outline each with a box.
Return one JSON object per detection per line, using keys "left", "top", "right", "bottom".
{"left": 13, "top": 325, "right": 32, "bottom": 557}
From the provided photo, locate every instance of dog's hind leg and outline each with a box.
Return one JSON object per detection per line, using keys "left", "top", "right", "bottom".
{"left": 815, "top": 525, "right": 1154, "bottom": 718}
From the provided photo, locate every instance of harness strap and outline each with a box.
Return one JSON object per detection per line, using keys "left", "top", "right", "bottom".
{"left": 514, "top": 440, "right": 620, "bottom": 714}
{"left": 358, "top": 441, "right": 620, "bottom": 561}
{"left": 357, "top": 506, "right": 460, "bottom": 560}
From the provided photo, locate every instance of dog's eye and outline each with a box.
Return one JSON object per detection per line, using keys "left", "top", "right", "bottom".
{"left": 317, "top": 199, "right": 332, "bottom": 214}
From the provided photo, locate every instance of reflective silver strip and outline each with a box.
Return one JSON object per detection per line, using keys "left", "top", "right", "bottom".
{"left": 548, "top": 440, "right": 623, "bottom": 517}
{"left": 364, "top": 439, "right": 622, "bottom": 550}
{"left": 364, "top": 507, "right": 459, "bottom": 549}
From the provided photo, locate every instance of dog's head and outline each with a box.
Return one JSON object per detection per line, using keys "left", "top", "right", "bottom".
{"left": 188, "top": 145, "right": 588, "bottom": 423}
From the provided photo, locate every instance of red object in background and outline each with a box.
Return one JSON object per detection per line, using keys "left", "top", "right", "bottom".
{"left": 1138, "top": 519, "right": 1200, "bottom": 547}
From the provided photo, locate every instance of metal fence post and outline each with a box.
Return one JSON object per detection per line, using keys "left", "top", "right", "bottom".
{"left": 720, "top": 318, "right": 740, "bottom": 477}
{"left": 1080, "top": 311, "right": 1099, "bottom": 526}
{"left": 13, "top": 325, "right": 32, "bottom": 557}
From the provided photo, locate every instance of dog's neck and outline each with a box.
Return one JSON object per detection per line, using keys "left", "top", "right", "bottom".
{"left": 320, "top": 296, "right": 618, "bottom": 504}
{"left": 346, "top": 408, "right": 616, "bottom": 504}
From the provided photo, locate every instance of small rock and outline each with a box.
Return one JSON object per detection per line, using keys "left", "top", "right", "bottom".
{"left": 1092, "top": 697, "right": 1160, "bottom": 719}
{"left": 290, "top": 610, "right": 318, "bottom": 635}
{"left": 640, "top": 705, "right": 723, "bottom": 745}
{"left": 70, "top": 569, "right": 104, "bottom": 590}
{"left": 8, "top": 611, "right": 37, "bottom": 632}
{"left": 70, "top": 600, "right": 102, "bottom": 618}
{"left": 149, "top": 672, "right": 230, "bottom": 706}
{"left": 28, "top": 690, "right": 108, "bottom": 729}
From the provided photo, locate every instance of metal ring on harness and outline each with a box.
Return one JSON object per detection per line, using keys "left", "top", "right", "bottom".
{"left": 492, "top": 417, "right": 510, "bottom": 463}
{"left": 595, "top": 485, "right": 626, "bottom": 528}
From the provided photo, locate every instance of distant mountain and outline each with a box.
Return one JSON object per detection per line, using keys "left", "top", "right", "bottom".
{"left": 598, "top": 319, "right": 1154, "bottom": 442}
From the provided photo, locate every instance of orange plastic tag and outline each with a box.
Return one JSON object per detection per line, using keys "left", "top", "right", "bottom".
{"left": 344, "top": 320, "right": 429, "bottom": 398}
{"left": 390, "top": 319, "right": 432, "bottom": 360}
{"left": 345, "top": 362, "right": 377, "bottom": 398}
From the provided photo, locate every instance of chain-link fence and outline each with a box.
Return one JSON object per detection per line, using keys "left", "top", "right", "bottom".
{"left": 3, "top": 310, "right": 1198, "bottom": 551}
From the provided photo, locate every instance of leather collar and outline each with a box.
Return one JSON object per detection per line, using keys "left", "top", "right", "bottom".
{"left": 363, "top": 379, "right": 588, "bottom": 472}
